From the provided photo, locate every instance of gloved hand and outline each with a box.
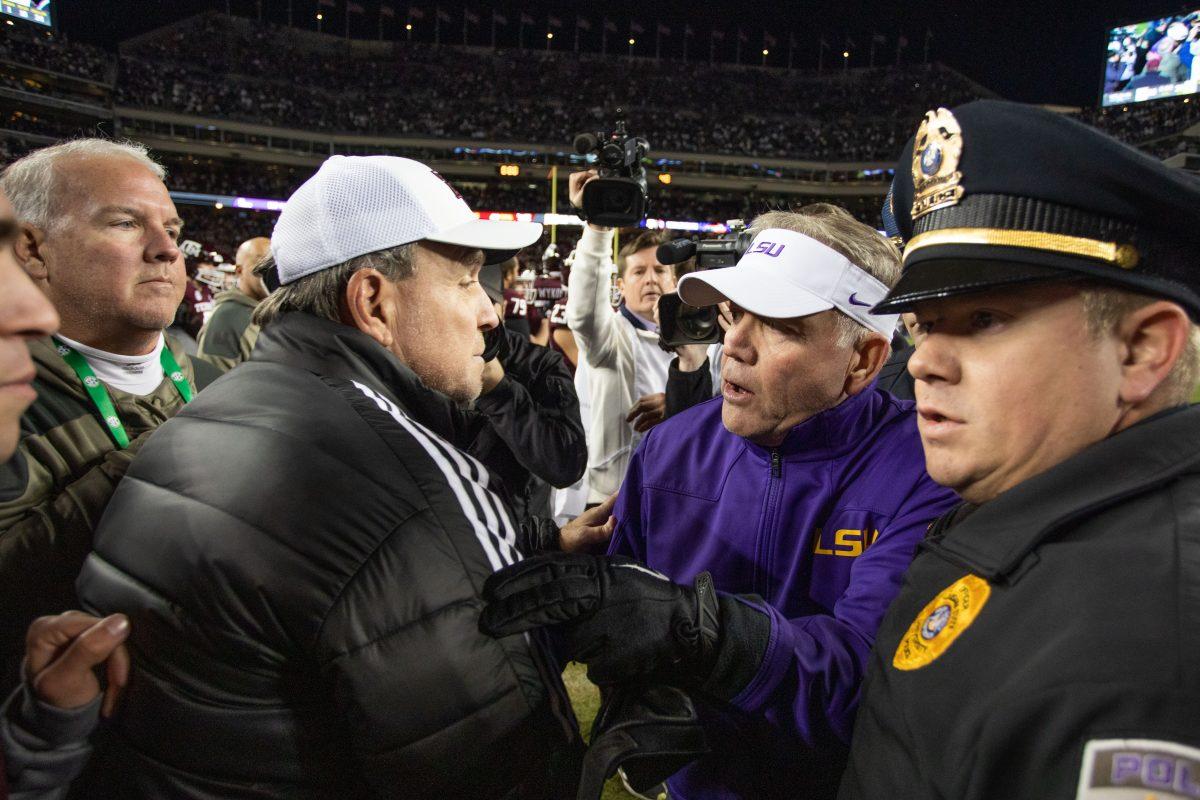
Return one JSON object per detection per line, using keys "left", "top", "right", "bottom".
{"left": 481, "top": 323, "right": 508, "bottom": 363}
{"left": 479, "top": 553, "right": 720, "bottom": 686}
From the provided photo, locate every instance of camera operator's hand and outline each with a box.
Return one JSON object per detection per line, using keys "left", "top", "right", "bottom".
{"left": 627, "top": 393, "right": 666, "bottom": 433}
{"left": 568, "top": 170, "right": 611, "bottom": 232}
{"left": 716, "top": 302, "right": 733, "bottom": 333}
{"left": 481, "top": 358, "right": 505, "bottom": 394}
{"left": 560, "top": 492, "right": 617, "bottom": 553}
{"left": 675, "top": 344, "right": 709, "bottom": 373}
{"left": 479, "top": 553, "right": 720, "bottom": 686}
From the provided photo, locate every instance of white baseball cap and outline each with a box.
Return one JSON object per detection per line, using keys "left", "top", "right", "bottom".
{"left": 676, "top": 228, "right": 901, "bottom": 337}
{"left": 270, "top": 155, "right": 543, "bottom": 286}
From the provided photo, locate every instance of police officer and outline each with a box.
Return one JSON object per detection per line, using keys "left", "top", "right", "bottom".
{"left": 839, "top": 99, "right": 1200, "bottom": 799}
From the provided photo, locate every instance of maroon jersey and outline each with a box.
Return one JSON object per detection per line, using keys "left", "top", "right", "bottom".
{"left": 502, "top": 288, "right": 532, "bottom": 338}
{"left": 547, "top": 299, "right": 576, "bottom": 373}
{"left": 531, "top": 275, "right": 565, "bottom": 320}
{"left": 175, "top": 279, "right": 214, "bottom": 339}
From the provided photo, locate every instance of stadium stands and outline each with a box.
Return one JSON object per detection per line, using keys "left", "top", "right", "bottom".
{"left": 4, "top": 13, "right": 1200, "bottom": 257}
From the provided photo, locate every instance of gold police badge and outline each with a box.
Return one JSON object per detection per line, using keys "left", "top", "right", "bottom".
{"left": 910, "top": 107, "right": 965, "bottom": 221}
{"left": 893, "top": 574, "right": 990, "bottom": 671}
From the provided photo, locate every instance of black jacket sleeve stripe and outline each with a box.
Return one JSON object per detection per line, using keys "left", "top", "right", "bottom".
{"left": 351, "top": 382, "right": 521, "bottom": 571}
{"left": 428, "top": 433, "right": 520, "bottom": 555}
{"left": 356, "top": 378, "right": 522, "bottom": 556}
{"left": 350, "top": 381, "right": 580, "bottom": 740}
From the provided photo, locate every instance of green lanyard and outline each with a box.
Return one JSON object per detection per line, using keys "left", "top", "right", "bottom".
{"left": 52, "top": 337, "right": 194, "bottom": 449}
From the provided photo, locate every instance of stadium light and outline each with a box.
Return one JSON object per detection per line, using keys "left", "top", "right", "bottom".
{"left": 547, "top": 32, "right": 553, "bottom": 39}
{"left": 628, "top": 38, "right": 635, "bottom": 45}
{"left": 316, "top": 13, "right": 323, "bottom": 20}
{"left": 843, "top": 50, "right": 849, "bottom": 58}
{"left": 762, "top": 49, "right": 769, "bottom": 55}
{"left": 214, "top": 202, "right": 224, "bottom": 210}
{"left": 405, "top": 23, "right": 412, "bottom": 30}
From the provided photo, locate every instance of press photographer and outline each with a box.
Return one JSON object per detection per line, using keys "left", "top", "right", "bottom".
{"left": 655, "top": 227, "right": 752, "bottom": 418}
{"left": 566, "top": 122, "right": 677, "bottom": 502}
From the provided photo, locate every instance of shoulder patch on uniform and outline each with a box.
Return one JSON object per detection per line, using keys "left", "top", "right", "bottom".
{"left": 892, "top": 574, "right": 989, "bottom": 670}
{"left": 1076, "top": 738, "right": 1200, "bottom": 799}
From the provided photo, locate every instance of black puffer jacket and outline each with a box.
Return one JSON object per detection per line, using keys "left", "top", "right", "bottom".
{"left": 76, "top": 313, "right": 583, "bottom": 799}
{"left": 472, "top": 327, "right": 585, "bottom": 519}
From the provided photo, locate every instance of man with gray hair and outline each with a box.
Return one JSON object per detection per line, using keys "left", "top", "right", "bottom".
{"left": 75, "top": 155, "right": 585, "bottom": 798}
{"left": 481, "top": 204, "right": 959, "bottom": 800}
{"left": 0, "top": 138, "right": 221, "bottom": 692}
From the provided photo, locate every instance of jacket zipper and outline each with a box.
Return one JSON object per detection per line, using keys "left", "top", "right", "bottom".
{"left": 753, "top": 449, "right": 783, "bottom": 597}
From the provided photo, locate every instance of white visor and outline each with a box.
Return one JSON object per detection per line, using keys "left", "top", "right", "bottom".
{"left": 677, "top": 228, "right": 901, "bottom": 337}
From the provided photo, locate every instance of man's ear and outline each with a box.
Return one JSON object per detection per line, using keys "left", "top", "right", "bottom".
{"left": 844, "top": 332, "right": 891, "bottom": 397}
{"left": 342, "top": 268, "right": 396, "bottom": 349}
{"left": 1115, "top": 300, "right": 1191, "bottom": 406}
{"left": 15, "top": 223, "right": 48, "bottom": 283}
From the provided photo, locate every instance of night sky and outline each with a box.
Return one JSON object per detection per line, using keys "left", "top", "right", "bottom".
{"left": 56, "top": 0, "right": 1176, "bottom": 108}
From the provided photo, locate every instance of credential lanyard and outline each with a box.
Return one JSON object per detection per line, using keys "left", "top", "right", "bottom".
{"left": 52, "top": 338, "right": 194, "bottom": 449}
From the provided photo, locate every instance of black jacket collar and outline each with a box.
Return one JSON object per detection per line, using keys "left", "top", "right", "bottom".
{"left": 251, "top": 313, "right": 470, "bottom": 444}
{"left": 925, "top": 404, "right": 1200, "bottom": 581}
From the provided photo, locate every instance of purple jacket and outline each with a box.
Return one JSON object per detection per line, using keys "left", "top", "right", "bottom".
{"left": 609, "top": 386, "right": 959, "bottom": 800}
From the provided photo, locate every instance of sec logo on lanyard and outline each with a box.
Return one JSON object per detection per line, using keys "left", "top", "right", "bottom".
{"left": 893, "top": 574, "right": 990, "bottom": 671}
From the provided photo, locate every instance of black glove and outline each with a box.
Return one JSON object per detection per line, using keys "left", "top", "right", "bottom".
{"left": 481, "top": 323, "right": 508, "bottom": 363}
{"left": 576, "top": 684, "right": 708, "bottom": 800}
{"left": 479, "top": 553, "right": 720, "bottom": 686}
{"left": 517, "top": 516, "right": 562, "bottom": 555}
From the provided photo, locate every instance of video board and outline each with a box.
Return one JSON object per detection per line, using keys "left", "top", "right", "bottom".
{"left": 1104, "top": 10, "right": 1200, "bottom": 106}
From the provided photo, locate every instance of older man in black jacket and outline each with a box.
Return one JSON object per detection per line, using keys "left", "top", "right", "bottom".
{"left": 75, "top": 155, "right": 584, "bottom": 799}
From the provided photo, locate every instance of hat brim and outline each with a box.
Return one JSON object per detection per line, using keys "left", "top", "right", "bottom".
{"left": 425, "top": 218, "right": 543, "bottom": 265}
{"left": 479, "top": 262, "right": 505, "bottom": 303}
{"left": 677, "top": 264, "right": 834, "bottom": 320}
{"left": 872, "top": 245, "right": 1081, "bottom": 314}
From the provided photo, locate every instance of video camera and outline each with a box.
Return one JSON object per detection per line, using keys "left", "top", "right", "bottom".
{"left": 655, "top": 222, "right": 754, "bottom": 348}
{"left": 574, "top": 111, "right": 650, "bottom": 228}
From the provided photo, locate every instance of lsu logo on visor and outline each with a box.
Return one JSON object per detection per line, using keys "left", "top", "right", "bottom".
{"left": 893, "top": 574, "right": 990, "bottom": 671}
{"left": 749, "top": 241, "right": 785, "bottom": 258}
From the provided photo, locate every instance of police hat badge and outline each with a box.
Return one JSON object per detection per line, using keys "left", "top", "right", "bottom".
{"left": 911, "top": 108, "right": 965, "bottom": 222}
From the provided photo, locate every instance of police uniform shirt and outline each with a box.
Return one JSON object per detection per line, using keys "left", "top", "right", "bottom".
{"left": 838, "top": 405, "right": 1200, "bottom": 800}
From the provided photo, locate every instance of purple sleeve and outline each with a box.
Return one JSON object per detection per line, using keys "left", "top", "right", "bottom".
{"left": 606, "top": 445, "right": 646, "bottom": 562}
{"left": 729, "top": 475, "right": 959, "bottom": 746}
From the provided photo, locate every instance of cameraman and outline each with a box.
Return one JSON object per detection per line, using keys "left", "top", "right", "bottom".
{"left": 565, "top": 170, "right": 675, "bottom": 504}
{"left": 662, "top": 302, "right": 727, "bottom": 419}
{"left": 475, "top": 263, "right": 587, "bottom": 518}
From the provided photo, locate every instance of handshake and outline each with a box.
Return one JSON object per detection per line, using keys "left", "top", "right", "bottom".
{"left": 478, "top": 550, "right": 769, "bottom": 701}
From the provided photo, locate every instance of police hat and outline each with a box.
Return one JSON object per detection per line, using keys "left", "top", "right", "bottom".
{"left": 874, "top": 99, "right": 1200, "bottom": 319}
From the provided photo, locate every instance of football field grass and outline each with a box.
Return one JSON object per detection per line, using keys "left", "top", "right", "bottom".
{"left": 563, "top": 662, "right": 641, "bottom": 800}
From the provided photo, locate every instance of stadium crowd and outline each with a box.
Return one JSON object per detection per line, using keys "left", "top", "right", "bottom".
{"left": 3, "top": 16, "right": 1200, "bottom": 165}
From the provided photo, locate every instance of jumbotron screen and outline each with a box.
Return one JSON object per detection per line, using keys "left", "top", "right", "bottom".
{"left": 0, "top": 0, "right": 51, "bottom": 27}
{"left": 1103, "top": 10, "right": 1200, "bottom": 106}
